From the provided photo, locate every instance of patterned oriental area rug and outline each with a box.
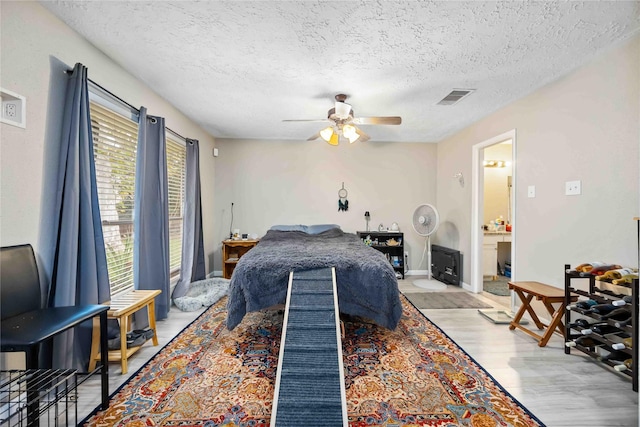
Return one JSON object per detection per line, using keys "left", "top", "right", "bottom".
{"left": 82, "top": 295, "right": 545, "bottom": 427}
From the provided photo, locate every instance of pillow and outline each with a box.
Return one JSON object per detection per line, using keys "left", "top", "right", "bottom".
{"left": 306, "top": 224, "right": 341, "bottom": 234}
{"left": 269, "top": 224, "right": 308, "bottom": 232}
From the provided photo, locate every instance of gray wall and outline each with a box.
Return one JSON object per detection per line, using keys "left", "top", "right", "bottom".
{"left": 0, "top": 2, "right": 217, "bottom": 280}
{"left": 436, "top": 34, "right": 639, "bottom": 288}
{"left": 213, "top": 139, "right": 437, "bottom": 275}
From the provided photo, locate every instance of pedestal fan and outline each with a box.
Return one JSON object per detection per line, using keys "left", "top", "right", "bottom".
{"left": 411, "top": 203, "right": 446, "bottom": 290}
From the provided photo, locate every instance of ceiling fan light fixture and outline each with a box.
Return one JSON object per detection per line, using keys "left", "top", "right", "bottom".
{"left": 327, "top": 133, "right": 339, "bottom": 146}
{"left": 342, "top": 124, "right": 360, "bottom": 143}
{"left": 342, "top": 124, "right": 356, "bottom": 137}
{"left": 320, "top": 126, "right": 335, "bottom": 142}
{"left": 334, "top": 101, "right": 352, "bottom": 119}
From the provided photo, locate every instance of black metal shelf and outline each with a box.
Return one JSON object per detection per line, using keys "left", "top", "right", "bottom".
{"left": 564, "top": 266, "right": 638, "bottom": 391}
{"left": 357, "top": 231, "right": 404, "bottom": 279}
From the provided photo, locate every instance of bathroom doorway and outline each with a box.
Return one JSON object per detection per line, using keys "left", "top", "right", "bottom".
{"left": 470, "top": 130, "right": 516, "bottom": 311}
{"left": 481, "top": 141, "right": 513, "bottom": 300}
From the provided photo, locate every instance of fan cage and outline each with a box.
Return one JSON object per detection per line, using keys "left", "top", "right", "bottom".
{"left": 412, "top": 204, "right": 439, "bottom": 236}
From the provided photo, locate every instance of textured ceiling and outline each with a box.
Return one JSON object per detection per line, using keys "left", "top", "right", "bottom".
{"left": 41, "top": 1, "right": 640, "bottom": 143}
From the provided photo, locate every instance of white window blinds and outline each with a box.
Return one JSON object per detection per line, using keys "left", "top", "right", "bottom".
{"left": 166, "top": 137, "right": 186, "bottom": 276}
{"left": 90, "top": 101, "right": 138, "bottom": 296}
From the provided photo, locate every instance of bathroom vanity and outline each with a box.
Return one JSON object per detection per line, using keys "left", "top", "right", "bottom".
{"left": 483, "top": 231, "right": 512, "bottom": 279}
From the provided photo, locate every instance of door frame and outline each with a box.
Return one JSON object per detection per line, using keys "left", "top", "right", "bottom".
{"left": 471, "top": 129, "right": 517, "bottom": 302}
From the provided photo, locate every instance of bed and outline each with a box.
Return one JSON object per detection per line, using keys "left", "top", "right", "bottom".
{"left": 226, "top": 225, "right": 402, "bottom": 330}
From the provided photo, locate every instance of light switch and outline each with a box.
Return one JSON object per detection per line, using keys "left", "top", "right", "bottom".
{"left": 527, "top": 185, "right": 535, "bottom": 198}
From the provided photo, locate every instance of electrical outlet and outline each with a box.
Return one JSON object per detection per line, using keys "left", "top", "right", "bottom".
{"left": 4, "top": 103, "right": 16, "bottom": 118}
{"left": 565, "top": 180, "right": 581, "bottom": 196}
{"left": 0, "top": 89, "right": 26, "bottom": 128}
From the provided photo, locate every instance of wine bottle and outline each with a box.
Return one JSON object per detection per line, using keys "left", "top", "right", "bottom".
{"left": 611, "top": 337, "right": 634, "bottom": 350}
{"left": 612, "top": 274, "right": 639, "bottom": 285}
{"left": 614, "top": 316, "right": 632, "bottom": 328}
{"left": 595, "top": 268, "right": 636, "bottom": 282}
{"left": 576, "top": 321, "right": 608, "bottom": 334}
{"left": 579, "top": 264, "right": 623, "bottom": 277}
{"left": 600, "top": 307, "right": 632, "bottom": 321}
{"left": 611, "top": 296, "right": 633, "bottom": 307}
{"left": 574, "top": 262, "right": 608, "bottom": 273}
{"left": 597, "top": 349, "right": 628, "bottom": 363}
{"left": 569, "top": 318, "right": 596, "bottom": 329}
{"left": 614, "top": 359, "right": 633, "bottom": 372}
{"left": 590, "top": 324, "right": 619, "bottom": 335}
{"left": 565, "top": 336, "right": 597, "bottom": 350}
{"left": 589, "top": 304, "right": 617, "bottom": 315}
{"left": 567, "top": 300, "right": 598, "bottom": 311}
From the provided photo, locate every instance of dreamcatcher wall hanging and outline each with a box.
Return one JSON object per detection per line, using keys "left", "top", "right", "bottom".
{"left": 338, "top": 182, "right": 349, "bottom": 211}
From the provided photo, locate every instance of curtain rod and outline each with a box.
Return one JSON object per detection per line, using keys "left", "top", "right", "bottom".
{"left": 65, "top": 69, "right": 187, "bottom": 141}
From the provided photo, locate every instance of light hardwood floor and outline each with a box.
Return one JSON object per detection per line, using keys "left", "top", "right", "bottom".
{"left": 77, "top": 278, "right": 638, "bottom": 426}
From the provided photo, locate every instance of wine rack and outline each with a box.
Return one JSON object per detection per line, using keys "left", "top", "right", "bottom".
{"left": 564, "top": 266, "right": 638, "bottom": 391}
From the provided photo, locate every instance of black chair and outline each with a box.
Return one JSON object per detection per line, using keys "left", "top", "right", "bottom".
{"left": 0, "top": 244, "right": 110, "bottom": 416}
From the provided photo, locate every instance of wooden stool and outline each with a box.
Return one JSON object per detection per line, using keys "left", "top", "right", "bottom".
{"left": 508, "top": 281, "right": 578, "bottom": 347}
{"left": 89, "top": 289, "right": 161, "bottom": 374}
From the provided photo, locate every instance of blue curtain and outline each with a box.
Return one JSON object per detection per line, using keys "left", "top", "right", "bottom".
{"left": 133, "top": 107, "right": 170, "bottom": 325}
{"left": 172, "top": 138, "right": 206, "bottom": 299}
{"left": 49, "top": 63, "right": 111, "bottom": 370}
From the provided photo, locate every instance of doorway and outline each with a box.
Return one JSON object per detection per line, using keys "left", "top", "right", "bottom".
{"left": 470, "top": 130, "right": 516, "bottom": 310}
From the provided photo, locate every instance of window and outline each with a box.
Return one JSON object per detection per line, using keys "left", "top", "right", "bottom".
{"left": 90, "top": 100, "right": 138, "bottom": 296}
{"left": 90, "top": 91, "right": 187, "bottom": 295}
{"left": 166, "top": 136, "right": 186, "bottom": 277}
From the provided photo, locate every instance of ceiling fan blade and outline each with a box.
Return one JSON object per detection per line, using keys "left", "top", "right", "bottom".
{"left": 307, "top": 132, "right": 321, "bottom": 141}
{"left": 352, "top": 116, "right": 402, "bottom": 125}
{"left": 355, "top": 127, "right": 370, "bottom": 143}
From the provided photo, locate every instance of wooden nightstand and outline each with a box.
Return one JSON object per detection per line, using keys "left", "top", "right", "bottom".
{"left": 222, "top": 239, "right": 259, "bottom": 279}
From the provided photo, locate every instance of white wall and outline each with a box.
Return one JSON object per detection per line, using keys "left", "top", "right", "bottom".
{"left": 213, "top": 138, "right": 437, "bottom": 275}
{"left": 437, "top": 34, "right": 640, "bottom": 289}
{"left": 0, "top": 2, "right": 216, "bottom": 281}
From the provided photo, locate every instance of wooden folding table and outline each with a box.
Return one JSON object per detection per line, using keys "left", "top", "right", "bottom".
{"left": 508, "top": 281, "right": 578, "bottom": 347}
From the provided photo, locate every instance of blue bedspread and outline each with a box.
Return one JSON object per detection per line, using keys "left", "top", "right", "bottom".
{"left": 226, "top": 228, "right": 402, "bottom": 330}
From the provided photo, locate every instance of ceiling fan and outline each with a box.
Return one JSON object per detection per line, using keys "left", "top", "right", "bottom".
{"left": 284, "top": 94, "right": 402, "bottom": 145}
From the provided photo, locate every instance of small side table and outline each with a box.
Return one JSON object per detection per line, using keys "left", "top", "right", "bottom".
{"left": 508, "top": 281, "right": 578, "bottom": 347}
{"left": 222, "top": 239, "right": 259, "bottom": 279}
{"left": 89, "top": 289, "right": 161, "bottom": 374}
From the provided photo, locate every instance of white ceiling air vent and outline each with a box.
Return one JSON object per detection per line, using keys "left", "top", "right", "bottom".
{"left": 437, "top": 89, "right": 475, "bottom": 106}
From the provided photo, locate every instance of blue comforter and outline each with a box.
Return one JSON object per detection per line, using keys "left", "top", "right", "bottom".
{"left": 226, "top": 228, "right": 402, "bottom": 330}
